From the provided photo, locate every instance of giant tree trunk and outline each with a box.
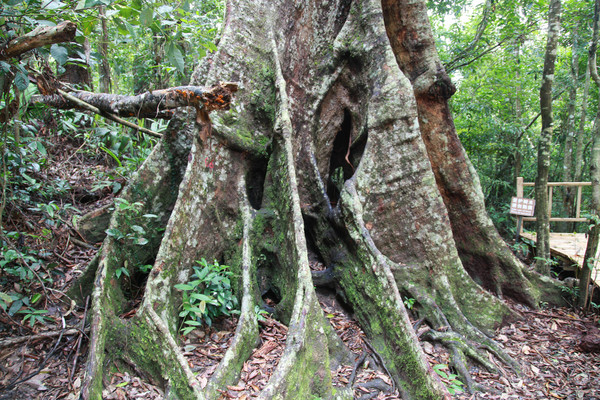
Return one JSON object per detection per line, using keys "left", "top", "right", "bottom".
{"left": 75, "top": 0, "right": 563, "bottom": 399}
{"left": 535, "top": 0, "right": 562, "bottom": 275}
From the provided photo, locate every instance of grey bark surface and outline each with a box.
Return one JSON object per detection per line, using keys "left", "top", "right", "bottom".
{"left": 71, "top": 0, "right": 550, "bottom": 399}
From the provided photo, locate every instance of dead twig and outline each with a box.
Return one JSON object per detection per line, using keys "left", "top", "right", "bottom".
{"left": 69, "top": 296, "right": 89, "bottom": 383}
{"left": 347, "top": 350, "right": 367, "bottom": 388}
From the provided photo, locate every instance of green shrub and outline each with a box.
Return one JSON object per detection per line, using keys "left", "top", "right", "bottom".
{"left": 176, "top": 258, "right": 239, "bottom": 335}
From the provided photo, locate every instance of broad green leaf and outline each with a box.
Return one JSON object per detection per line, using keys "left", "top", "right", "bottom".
{"left": 42, "top": 0, "right": 66, "bottom": 10}
{"left": 113, "top": 17, "right": 130, "bottom": 35}
{"left": 81, "top": 17, "right": 97, "bottom": 36}
{"left": 8, "top": 299, "right": 22, "bottom": 316}
{"left": 117, "top": 5, "right": 134, "bottom": 18}
{"left": 156, "top": 5, "right": 173, "bottom": 14}
{"left": 165, "top": 42, "right": 184, "bottom": 73}
{"left": 196, "top": 266, "right": 210, "bottom": 280}
{"left": 190, "top": 293, "right": 213, "bottom": 302}
{"left": 21, "top": 172, "right": 36, "bottom": 185}
{"left": 140, "top": 7, "right": 154, "bottom": 27}
{"left": 36, "top": 141, "right": 47, "bottom": 156}
{"left": 174, "top": 283, "right": 194, "bottom": 291}
{"left": 50, "top": 44, "right": 68, "bottom": 65}
{"left": 14, "top": 71, "right": 29, "bottom": 91}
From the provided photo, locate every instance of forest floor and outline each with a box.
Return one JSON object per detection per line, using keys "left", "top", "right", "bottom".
{"left": 0, "top": 129, "right": 599, "bottom": 399}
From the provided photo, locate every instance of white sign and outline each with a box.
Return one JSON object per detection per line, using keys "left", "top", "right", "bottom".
{"left": 510, "top": 197, "right": 535, "bottom": 217}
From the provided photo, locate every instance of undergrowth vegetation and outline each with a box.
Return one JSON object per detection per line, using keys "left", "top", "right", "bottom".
{"left": 176, "top": 258, "right": 239, "bottom": 335}
{"left": 0, "top": 0, "right": 223, "bottom": 331}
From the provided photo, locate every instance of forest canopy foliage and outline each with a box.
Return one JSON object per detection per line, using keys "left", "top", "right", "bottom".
{"left": 429, "top": 0, "right": 597, "bottom": 235}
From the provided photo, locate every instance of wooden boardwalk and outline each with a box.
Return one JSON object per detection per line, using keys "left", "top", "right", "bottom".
{"left": 521, "top": 232, "right": 600, "bottom": 285}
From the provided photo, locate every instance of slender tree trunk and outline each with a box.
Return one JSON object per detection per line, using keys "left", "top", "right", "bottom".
{"left": 579, "top": 0, "right": 600, "bottom": 308}
{"left": 535, "top": 0, "right": 562, "bottom": 275}
{"left": 575, "top": 62, "right": 591, "bottom": 182}
{"left": 515, "top": 40, "right": 523, "bottom": 184}
{"left": 381, "top": 0, "right": 540, "bottom": 305}
{"left": 562, "top": 32, "right": 580, "bottom": 232}
{"left": 98, "top": 6, "right": 112, "bottom": 94}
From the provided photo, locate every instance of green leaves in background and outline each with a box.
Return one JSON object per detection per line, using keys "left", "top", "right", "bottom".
{"left": 50, "top": 44, "right": 68, "bottom": 65}
{"left": 165, "top": 42, "right": 185, "bottom": 73}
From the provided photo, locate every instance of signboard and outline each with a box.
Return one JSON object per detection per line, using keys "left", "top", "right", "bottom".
{"left": 510, "top": 197, "right": 535, "bottom": 217}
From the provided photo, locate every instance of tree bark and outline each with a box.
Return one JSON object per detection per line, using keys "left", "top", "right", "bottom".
{"left": 535, "top": 0, "right": 562, "bottom": 275}
{"left": 34, "top": 83, "right": 238, "bottom": 121}
{"left": 0, "top": 21, "right": 76, "bottom": 60}
{"left": 60, "top": 1, "right": 569, "bottom": 399}
{"left": 380, "top": 0, "right": 540, "bottom": 305}
{"left": 575, "top": 62, "right": 591, "bottom": 182}
{"left": 98, "top": 6, "right": 112, "bottom": 94}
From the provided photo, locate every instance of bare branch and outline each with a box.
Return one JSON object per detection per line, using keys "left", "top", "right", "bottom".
{"left": 34, "top": 82, "right": 238, "bottom": 120}
{"left": 0, "top": 21, "right": 77, "bottom": 61}
{"left": 56, "top": 89, "right": 162, "bottom": 138}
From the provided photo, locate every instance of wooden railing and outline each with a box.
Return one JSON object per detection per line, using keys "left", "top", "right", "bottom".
{"left": 516, "top": 177, "right": 591, "bottom": 225}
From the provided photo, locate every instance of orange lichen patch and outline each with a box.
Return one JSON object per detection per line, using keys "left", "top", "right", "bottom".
{"left": 201, "top": 82, "right": 238, "bottom": 112}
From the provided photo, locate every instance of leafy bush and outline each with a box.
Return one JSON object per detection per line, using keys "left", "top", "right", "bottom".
{"left": 176, "top": 258, "right": 239, "bottom": 334}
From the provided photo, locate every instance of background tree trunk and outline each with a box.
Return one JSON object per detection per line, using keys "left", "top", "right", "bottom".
{"left": 381, "top": 0, "right": 540, "bottom": 305}
{"left": 561, "top": 31, "right": 580, "bottom": 232}
{"left": 535, "top": 0, "right": 562, "bottom": 275}
{"left": 98, "top": 6, "right": 112, "bottom": 93}
{"left": 575, "top": 63, "right": 591, "bottom": 182}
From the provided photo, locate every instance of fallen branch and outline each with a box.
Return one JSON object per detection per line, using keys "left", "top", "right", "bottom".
{"left": 0, "top": 327, "right": 87, "bottom": 348}
{"left": 0, "top": 21, "right": 77, "bottom": 61}
{"left": 35, "top": 82, "right": 238, "bottom": 121}
{"left": 56, "top": 89, "right": 162, "bottom": 138}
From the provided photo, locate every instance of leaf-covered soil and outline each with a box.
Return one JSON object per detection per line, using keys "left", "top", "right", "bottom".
{"left": 453, "top": 302, "right": 600, "bottom": 400}
{"left": 2, "top": 278, "right": 599, "bottom": 399}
